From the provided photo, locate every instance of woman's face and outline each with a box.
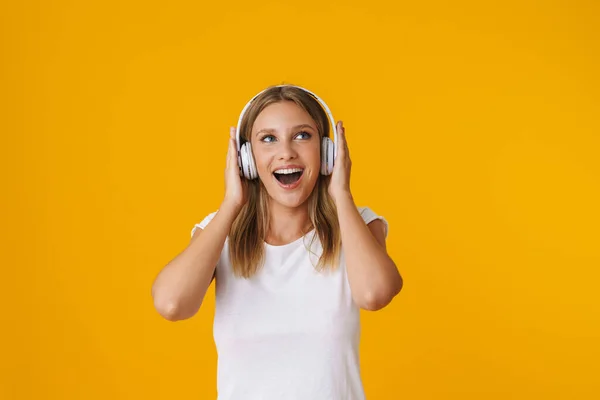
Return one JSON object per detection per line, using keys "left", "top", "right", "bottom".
{"left": 250, "top": 100, "right": 321, "bottom": 209}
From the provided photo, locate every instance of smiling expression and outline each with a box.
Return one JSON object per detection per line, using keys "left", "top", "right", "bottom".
{"left": 250, "top": 100, "right": 321, "bottom": 209}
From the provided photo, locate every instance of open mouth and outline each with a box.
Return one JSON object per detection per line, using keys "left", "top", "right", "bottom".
{"left": 273, "top": 168, "right": 304, "bottom": 187}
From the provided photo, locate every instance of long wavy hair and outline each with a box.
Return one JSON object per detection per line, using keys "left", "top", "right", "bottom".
{"left": 228, "top": 84, "right": 342, "bottom": 278}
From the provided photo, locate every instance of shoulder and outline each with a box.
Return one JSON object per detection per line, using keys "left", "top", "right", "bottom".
{"left": 356, "top": 206, "right": 389, "bottom": 238}
{"left": 190, "top": 210, "right": 219, "bottom": 238}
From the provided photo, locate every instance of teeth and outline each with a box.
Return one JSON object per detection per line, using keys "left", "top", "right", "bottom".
{"left": 274, "top": 168, "right": 303, "bottom": 174}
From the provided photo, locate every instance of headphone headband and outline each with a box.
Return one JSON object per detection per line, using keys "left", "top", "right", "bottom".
{"left": 235, "top": 85, "right": 337, "bottom": 156}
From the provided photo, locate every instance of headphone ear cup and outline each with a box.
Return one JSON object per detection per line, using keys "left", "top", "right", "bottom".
{"left": 239, "top": 143, "right": 247, "bottom": 178}
{"left": 240, "top": 143, "right": 251, "bottom": 179}
{"left": 242, "top": 142, "right": 258, "bottom": 180}
{"left": 321, "top": 137, "right": 334, "bottom": 175}
{"left": 245, "top": 142, "right": 258, "bottom": 179}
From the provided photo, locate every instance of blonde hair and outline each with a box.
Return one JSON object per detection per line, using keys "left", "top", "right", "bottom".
{"left": 228, "top": 84, "right": 342, "bottom": 278}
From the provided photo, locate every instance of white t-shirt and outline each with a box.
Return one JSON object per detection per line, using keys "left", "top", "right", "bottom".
{"left": 190, "top": 206, "right": 389, "bottom": 400}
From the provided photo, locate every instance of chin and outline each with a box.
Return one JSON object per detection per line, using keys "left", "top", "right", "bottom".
{"left": 265, "top": 189, "right": 309, "bottom": 209}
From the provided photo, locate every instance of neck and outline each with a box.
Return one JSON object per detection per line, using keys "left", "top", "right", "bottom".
{"left": 266, "top": 198, "right": 313, "bottom": 245}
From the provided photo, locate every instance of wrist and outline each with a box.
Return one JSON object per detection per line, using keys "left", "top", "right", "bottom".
{"left": 220, "top": 198, "right": 243, "bottom": 215}
{"left": 332, "top": 190, "right": 353, "bottom": 205}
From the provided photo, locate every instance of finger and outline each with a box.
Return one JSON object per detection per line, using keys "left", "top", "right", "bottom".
{"left": 336, "top": 121, "right": 345, "bottom": 155}
{"left": 343, "top": 128, "right": 349, "bottom": 152}
{"left": 339, "top": 123, "right": 349, "bottom": 152}
{"left": 230, "top": 127, "right": 238, "bottom": 166}
{"left": 230, "top": 138, "right": 237, "bottom": 162}
{"left": 228, "top": 130, "right": 237, "bottom": 166}
{"left": 226, "top": 137, "right": 231, "bottom": 168}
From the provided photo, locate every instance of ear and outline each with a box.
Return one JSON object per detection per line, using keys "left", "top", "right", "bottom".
{"left": 367, "top": 219, "right": 387, "bottom": 251}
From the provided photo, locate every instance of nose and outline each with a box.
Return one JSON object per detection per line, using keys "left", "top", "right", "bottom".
{"left": 277, "top": 139, "right": 298, "bottom": 161}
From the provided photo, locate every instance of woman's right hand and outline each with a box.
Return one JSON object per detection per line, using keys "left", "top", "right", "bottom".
{"left": 223, "top": 126, "right": 248, "bottom": 211}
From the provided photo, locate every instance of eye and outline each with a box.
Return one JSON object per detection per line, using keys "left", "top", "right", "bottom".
{"left": 260, "top": 134, "right": 276, "bottom": 143}
{"left": 259, "top": 131, "right": 311, "bottom": 143}
{"left": 295, "top": 131, "right": 311, "bottom": 140}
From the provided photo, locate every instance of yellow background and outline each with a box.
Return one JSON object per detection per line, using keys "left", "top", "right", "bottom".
{"left": 1, "top": 0, "right": 599, "bottom": 398}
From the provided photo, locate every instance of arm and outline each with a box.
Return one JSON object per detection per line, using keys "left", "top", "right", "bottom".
{"left": 336, "top": 194, "right": 403, "bottom": 311}
{"left": 328, "top": 120, "right": 402, "bottom": 311}
{"left": 151, "top": 201, "right": 241, "bottom": 321}
{"left": 152, "top": 126, "right": 247, "bottom": 321}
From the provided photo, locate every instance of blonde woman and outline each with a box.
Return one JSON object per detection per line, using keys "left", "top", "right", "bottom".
{"left": 152, "top": 84, "right": 403, "bottom": 399}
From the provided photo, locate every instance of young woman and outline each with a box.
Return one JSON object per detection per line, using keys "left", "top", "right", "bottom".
{"left": 151, "top": 84, "right": 403, "bottom": 399}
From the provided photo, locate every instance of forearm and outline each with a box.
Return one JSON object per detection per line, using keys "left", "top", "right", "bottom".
{"left": 336, "top": 193, "right": 402, "bottom": 310}
{"left": 152, "top": 201, "right": 240, "bottom": 321}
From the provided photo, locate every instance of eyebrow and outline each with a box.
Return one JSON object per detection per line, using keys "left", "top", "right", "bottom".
{"left": 255, "top": 124, "right": 316, "bottom": 137}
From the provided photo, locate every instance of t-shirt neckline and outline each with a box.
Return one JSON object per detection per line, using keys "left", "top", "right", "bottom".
{"left": 263, "top": 228, "right": 316, "bottom": 249}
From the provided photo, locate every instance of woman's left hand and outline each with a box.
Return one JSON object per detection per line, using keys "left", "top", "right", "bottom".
{"left": 328, "top": 121, "right": 352, "bottom": 203}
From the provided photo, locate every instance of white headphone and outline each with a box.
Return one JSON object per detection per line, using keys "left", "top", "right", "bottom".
{"left": 236, "top": 84, "right": 337, "bottom": 180}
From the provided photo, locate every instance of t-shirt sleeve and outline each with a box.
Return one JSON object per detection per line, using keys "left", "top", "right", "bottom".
{"left": 190, "top": 210, "right": 218, "bottom": 238}
{"left": 357, "top": 206, "right": 389, "bottom": 239}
